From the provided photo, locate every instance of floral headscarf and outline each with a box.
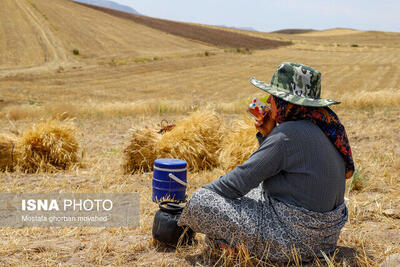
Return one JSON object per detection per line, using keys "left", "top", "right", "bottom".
{"left": 273, "top": 96, "right": 355, "bottom": 179}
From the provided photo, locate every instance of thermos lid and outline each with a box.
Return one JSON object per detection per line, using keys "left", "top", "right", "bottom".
{"left": 159, "top": 201, "right": 184, "bottom": 214}
{"left": 154, "top": 158, "right": 187, "bottom": 169}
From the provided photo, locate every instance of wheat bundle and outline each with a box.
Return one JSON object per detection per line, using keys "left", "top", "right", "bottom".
{"left": 219, "top": 118, "right": 258, "bottom": 171}
{"left": 16, "top": 120, "right": 79, "bottom": 172}
{"left": 0, "top": 133, "right": 18, "bottom": 171}
{"left": 123, "top": 128, "right": 160, "bottom": 173}
{"left": 157, "top": 110, "right": 224, "bottom": 171}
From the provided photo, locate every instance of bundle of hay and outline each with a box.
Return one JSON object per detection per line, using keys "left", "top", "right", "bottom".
{"left": 123, "top": 128, "right": 160, "bottom": 174}
{"left": 157, "top": 110, "right": 224, "bottom": 171}
{"left": 219, "top": 118, "right": 258, "bottom": 171}
{"left": 16, "top": 120, "right": 79, "bottom": 172}
{"left": 0, "top": 133, "right": 18, "bottom": 171}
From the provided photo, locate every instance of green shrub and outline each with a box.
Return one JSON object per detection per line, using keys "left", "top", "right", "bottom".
{"left": 109, "top": 58, "right": 116, "bottom": 66}
{"left": 72, "top": 49, "right": 80, "bottom": 55}
{"left": 225, "top": 47, "right": 252, "bottom": 54}
{"left": 351, "top": 44, "right": 359, "bottom": 47}
{"left": 134, "top": 57, "right": 152, "bottom": 63}
{"left": 349, "top": 168, "right": 369, "bottom": 192}
{"left": 204, "top": 51, "right": 209, "bottom": 56}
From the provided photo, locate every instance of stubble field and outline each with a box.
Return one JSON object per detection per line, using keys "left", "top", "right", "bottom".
{"left": 0, "top": 0, "right": 399, "bottom": 266}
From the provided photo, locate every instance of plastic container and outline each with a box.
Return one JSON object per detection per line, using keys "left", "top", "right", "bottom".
{"left": 152, "top": 201, "right": 194, "bottom": 247}
{"left": 152, "top": 158, "right": 188, "bottom": 202}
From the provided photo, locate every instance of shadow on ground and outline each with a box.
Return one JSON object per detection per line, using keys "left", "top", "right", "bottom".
{"left": 183, "top": 245, "right": 359, "bottom": 266}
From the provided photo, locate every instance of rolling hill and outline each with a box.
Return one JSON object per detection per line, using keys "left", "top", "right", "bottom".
{"left": 0, "top": 0, "right": 213, "bottom": 72}
{"left": 0, "top": 0, "right": 290, "bottom": 73}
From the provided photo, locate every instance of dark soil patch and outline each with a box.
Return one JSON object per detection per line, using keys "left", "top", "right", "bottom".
{"left": 74, "top": 2, "right": 291, "bottom": 49}
{"left": 272, "top": 29, "right": 316, "bottom": 34}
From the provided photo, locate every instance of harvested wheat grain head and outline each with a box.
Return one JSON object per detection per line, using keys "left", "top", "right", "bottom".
{"left": 123, "top": 127, "right": 161, "bottom": 174}
{"left": 16, "top": 120, "right": 80, "bottom": 173}
{"left": 219, "top": 117, "right": 258, "bottom": 171}
{"left": 0, "top": 133, "right": 18, "bottom": 171}
{"left": 156, "top": 110, "right": 225, "bottom": 172}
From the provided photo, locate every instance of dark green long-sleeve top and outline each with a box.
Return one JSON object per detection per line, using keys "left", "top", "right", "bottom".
{"left": 203, "top": 120, "right": 346, "bottom": 212}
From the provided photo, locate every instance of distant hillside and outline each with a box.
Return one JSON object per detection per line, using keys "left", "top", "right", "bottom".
{"left": 218, "top": 25, "right": 257, "bottom": 32}
{"left": 72, "top": 0, "right": 140, "bottom": 14}
{"left": 75, "top": 2, "right": 291, "bottom": 49}
{"left": 272, "top": 29, "right": 316, "bottom": 34}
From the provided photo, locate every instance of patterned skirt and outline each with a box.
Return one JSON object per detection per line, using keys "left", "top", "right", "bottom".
{"left": 178, "top": 186, "right": 348, "bottom": 262}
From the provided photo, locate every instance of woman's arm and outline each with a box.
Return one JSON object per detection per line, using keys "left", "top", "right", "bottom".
{"left": 203, "top": 129, "right": 286, "bottom": 199}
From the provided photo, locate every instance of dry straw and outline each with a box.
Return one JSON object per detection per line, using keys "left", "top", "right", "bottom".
{"left": 0, "top": 133, "right": 18, "bottom": 171}
{"left": 123, "top": 128, "right": 161, "bottom": 174}
{"left": 219, "top": 118, "right": 258, "bottom": 171}
{"left": 16, "top": 120, "right": 79, "bottom": 173}
{"left": 157, "top": 110, "right": 225, "bottom": 172}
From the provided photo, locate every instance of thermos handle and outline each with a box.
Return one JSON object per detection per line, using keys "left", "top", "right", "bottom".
{"left": 168, "top": 173, "right": 189, "bottom": 187}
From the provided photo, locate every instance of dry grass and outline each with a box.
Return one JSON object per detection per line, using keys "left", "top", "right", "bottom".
{"left": 335, "top": 88, "right": 400, "bottom": 110}
{"left": 175, "top": 237, "right": 362, "bottom": 266}
{"left": 0, "top": 133, "right": 18, "bottom": 171}
{"left": 44, "top": 103, "right": 79, "bottom": 120}
{"left": 0, "top": 100, "right": 195, "bottom": 121}
{"left": 123, "top": 128, "right": 160, "bottom": 174}
{"left": 15, "top": 120, "right": 80, "bottom": 173}
{"left": 1, "top": 104, "right": 44, "bottom": 121}
{"left": 0, "top": 108, "right": 398, "bottom": 265}
{"left": 156, "top": 110, "right": 225, "bottom": 172}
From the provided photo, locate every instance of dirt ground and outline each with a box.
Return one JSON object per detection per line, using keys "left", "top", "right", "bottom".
{"left": 0, "top": 109, "right": 398, "bottom": 266}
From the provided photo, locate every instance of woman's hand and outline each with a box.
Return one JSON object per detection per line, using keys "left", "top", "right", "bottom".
{"left": 255, "top": 112, "right": 276, "bottom": 137}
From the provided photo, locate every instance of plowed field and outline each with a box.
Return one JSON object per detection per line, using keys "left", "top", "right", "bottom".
{"left": 76, "top": 2, "right": 291, "bottom": 49}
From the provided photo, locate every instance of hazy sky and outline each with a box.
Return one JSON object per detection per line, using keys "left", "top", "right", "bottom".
{"left": 113, "top": 0, "right": 400, "bottom": 32}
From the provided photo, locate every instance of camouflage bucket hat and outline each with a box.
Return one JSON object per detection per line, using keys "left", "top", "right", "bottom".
{"left": 250, "top": 62, "right": 340, "bottom": 107}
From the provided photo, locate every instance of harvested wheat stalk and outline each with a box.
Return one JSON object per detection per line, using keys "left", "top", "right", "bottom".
{"left": 0, "top": 133, "right": 18, "bottom": 171}
{"left": 219, "top": 118, "right": 258, "bottom": 171}
{"left": 157, "top": 110, "right": 224, "bottom": 172}
{"left": 123, "top": 128, "right": 161, "bottom": 174}
{"left": 16, "top": 120, "right": 80, "bottom": 172}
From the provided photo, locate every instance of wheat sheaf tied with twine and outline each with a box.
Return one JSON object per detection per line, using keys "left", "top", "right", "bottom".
{"left": 156, "top": 111, "right": 224, "bottom": 171}
{"left": 15, "top": 121, "right": 80, "bottom": 172}
{"left": 124, "top": 110, "right": 226, "bottom": 173}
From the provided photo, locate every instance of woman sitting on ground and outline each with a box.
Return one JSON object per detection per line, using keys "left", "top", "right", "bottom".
{"left": 178, "top": 62, "right": 354, "bottom": 262}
